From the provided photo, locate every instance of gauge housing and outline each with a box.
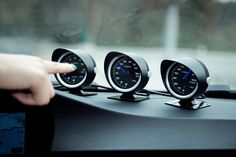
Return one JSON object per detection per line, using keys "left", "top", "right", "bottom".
{"left": 160, "top": 57, "right": 210, "bottom": 109}
{"left": 104, "top": 51, "right": 150, "bottom": 101}
{"left": 104, "top": 51, "right": 150, "bottom": 93}
{"left": 52, "top": 48, "right": 96, "bottom": 89}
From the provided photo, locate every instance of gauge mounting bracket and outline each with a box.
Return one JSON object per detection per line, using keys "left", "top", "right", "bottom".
{"left": 104, "top": 51, "right": 151, "bottom": 102}
{"left": 52, "top": 48, "right": 97, "bottom": 96}
{"left": 161, "top": 57, "right": 210, "bottom": 110}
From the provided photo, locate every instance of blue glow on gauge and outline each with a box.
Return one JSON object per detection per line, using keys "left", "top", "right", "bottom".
{"left": 115, "top": 63, "right": 126, "bottom": 73}
{"left": 182, "top": 70, "right": 192, "bottom": 80}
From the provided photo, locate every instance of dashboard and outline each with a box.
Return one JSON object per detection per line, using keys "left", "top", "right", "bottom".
{"left": 1, "top": 90, "right": 236, "bottom": 155}
{"left": 1, "top": 89, "right": 236, "bottom": 156}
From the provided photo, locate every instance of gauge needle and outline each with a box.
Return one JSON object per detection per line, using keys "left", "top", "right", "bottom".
{"left": 182, "top": 70, "right": 192, "bottom": 80}
{"left": 116, "top": 63, "right": 126, "bottom": 73}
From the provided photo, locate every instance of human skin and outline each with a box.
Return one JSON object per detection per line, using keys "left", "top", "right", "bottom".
{"left": 0, "top": 53, "right": 75, "bottom": 106}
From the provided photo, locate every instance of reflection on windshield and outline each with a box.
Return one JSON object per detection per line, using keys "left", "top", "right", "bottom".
{"left": 0, "top": 0, "right": 236, "bottom": 90}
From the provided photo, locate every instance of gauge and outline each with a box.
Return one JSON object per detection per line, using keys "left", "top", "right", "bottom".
{"left": 109, "top": 55, "right": 141, "bottom": 92}
{"left": 57, "top": 52, "right": 87, "bottom": 88}
{"left": 52, "top": 48, "right": 96, "bottom": 89}
{"left": 104, "top": 51, "right": 150, "bottom": 101}
{"left": 161, "top": 57, "right": 211, "bottom": 109}
{"left": 166, "top": 62, "right": 198, "bottom": 99}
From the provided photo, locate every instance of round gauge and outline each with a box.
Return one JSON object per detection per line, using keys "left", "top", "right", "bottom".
{"left": 108, "top": 55, "right": 141, "bottom": 92}
{"left": 52, "top": 48, "right": 96, "bottom": 89}
{"left": 104, "top": 51, "right": 150, "bottom": 95}
{"left": 161, "top": 57, "right": 210, "bottom": 100}
{"left": 166, "top": 63, "right": 198, "bottom": 99}
{"left": 56, "top": 52, "right": 87, "bottom": 88}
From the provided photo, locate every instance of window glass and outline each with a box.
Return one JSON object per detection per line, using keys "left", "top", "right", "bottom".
{"left": 1, "top": 0, "right": 236, "bottom": 90}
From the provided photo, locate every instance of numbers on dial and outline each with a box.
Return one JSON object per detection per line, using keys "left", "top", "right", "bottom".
{"left": 110, "top": 56, "right": 141, "bottom": 90}
{"left": 59, "top": 53, "right": 87, "bottom": 86}
{"left": 167, "top": 63, "right": 198, "bottom": 97}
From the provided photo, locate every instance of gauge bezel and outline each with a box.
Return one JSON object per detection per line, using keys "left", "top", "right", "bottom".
{"left": 52, "top": 48, "right": 96, "bottom": 89}
{"left": 107, "top": 55, "right": 142, "bottom": 93}
{"left": 161, "top": 57, "right": 210, "bottom": 100}
{"left": 55, "top": 52, "right": 87, "bottom": 88}
{"left": 104, "top": 51, "right": 150, "bottom": 94}
{"left": 165, "top": 62, "right": 199, "bottom": 99}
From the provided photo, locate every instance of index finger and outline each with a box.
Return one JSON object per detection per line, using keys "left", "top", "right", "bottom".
{"left": 43, "top": 60, "right": 76, "bottom": 74}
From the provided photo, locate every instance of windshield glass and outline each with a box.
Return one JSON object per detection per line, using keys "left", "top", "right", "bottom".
{"left": 1, "top": 0, "right": 236, "bottom": 90}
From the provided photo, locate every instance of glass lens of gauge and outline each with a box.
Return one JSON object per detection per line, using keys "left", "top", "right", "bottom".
{"left": 167, "top": 63, "right": 198, "bottom": 96}
{"left": 110, "top": 56, "right": 141, "bottom": 89}
{"left": 59, "top": 53, "right": 87, "bottom": 85}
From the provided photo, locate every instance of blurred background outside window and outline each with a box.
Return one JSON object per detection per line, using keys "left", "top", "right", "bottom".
{"left": 1, "top": 0, "right": 236, "bottom": 90}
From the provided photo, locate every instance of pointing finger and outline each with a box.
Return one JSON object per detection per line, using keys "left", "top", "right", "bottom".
{"left": 43, "top": 60, "right": 77, "bottom": 74}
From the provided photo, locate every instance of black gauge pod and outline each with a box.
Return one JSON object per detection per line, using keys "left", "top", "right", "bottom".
{"left": 161, "top": 57, "right": 211, "bottom": 109}
{"left": 52, "top": 48, "right": 97, "bottom": 96}
{"left": 104, "top": 51, "right": 151, "bottom": 102}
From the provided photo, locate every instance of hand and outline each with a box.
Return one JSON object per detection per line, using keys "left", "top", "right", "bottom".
{"left": 0, "top": 53, "right": 75, "bottom": 106}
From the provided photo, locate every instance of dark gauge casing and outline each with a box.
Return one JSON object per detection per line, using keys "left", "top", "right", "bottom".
{"left": 52, "top": 48, "right": 96, "bottom": 89}
{"left": 161, "top": 57, "right": 210, "bottom": 100}
{"left": 104, "top": 51, "right": 150, "bottom": 94}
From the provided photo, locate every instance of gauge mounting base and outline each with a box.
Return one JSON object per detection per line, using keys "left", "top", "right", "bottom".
{"left": 165, "top": 99, "right": 210, "bottom": 110}
{"left": 54, "top": 86, "right": 97, "bottom": 96}
{"left": 69, "top": 89, "right": 97, "bottom": 96}
{"left": 108, "top": 92, "right": 149, "bottom": 102}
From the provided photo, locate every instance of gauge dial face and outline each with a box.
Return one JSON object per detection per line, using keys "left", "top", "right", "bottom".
{"left": 57, "top": 52, "right": 87, "bottom": 88}
{"left": 108, "top": 56, "right": 141, "bottom": 92}
{"left": 166, "top": 63, "right": 198, "bottom": 99}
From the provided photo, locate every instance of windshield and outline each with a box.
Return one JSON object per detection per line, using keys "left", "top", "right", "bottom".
{"left": 1, "top": 0, "right": 236, "bottom": 90}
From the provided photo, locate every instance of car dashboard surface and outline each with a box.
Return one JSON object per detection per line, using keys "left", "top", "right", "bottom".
{"left": 1, "top": 90, "right": 236, "bottom": 156}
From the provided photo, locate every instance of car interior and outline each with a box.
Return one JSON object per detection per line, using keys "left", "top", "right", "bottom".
{"left": 1, "top": 0, "right": 236, "bottom": 156}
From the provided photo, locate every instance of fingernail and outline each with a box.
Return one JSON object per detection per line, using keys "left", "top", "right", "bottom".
{"left": 71, "top": 64, "right": 77, "bottom": 71}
